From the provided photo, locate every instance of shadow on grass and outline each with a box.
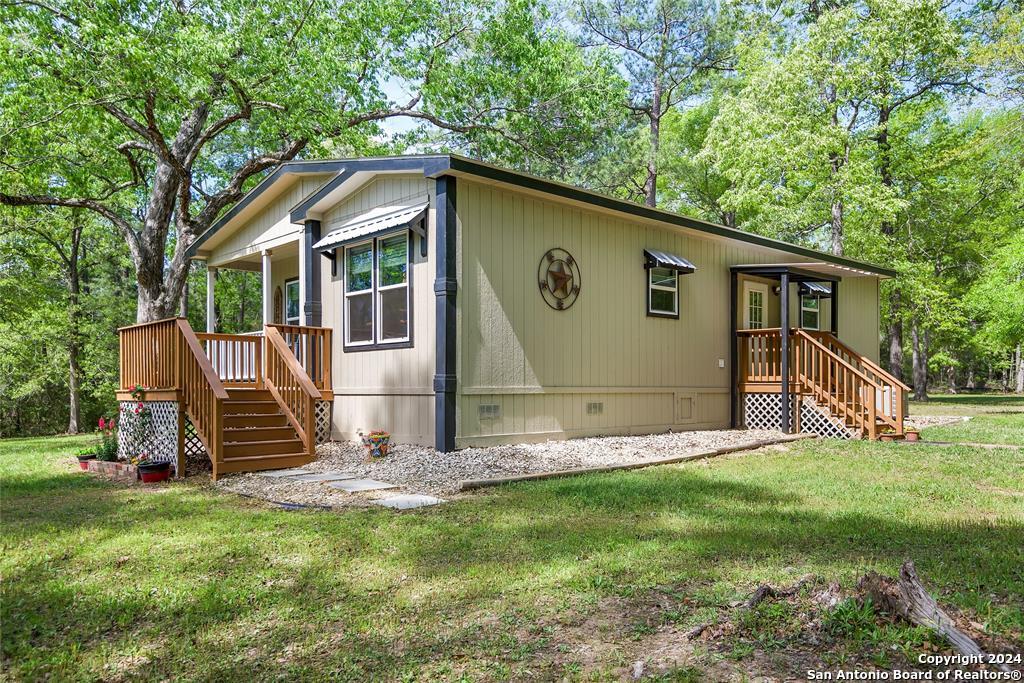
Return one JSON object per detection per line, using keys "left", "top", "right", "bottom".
{"left": 4, "top": 449, "right": 1023, "bottom": 679}
{"left": 916, "top": 394, "right": 1024, "bottom": 408}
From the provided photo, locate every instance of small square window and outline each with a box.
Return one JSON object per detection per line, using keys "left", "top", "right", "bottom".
{"left": 648, "top": 267, "right": 678, "bottom": 317}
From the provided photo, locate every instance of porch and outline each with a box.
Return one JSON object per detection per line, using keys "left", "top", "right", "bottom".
{"left": 116, "top": 317, "right": 333, "bottom": 479}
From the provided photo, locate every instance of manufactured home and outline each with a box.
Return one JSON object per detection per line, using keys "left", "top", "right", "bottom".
{"left": 116, "top": 155, "right": 908, "bottom": 478}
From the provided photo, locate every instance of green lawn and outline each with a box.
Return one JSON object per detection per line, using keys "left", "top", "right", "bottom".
{"left": 911, "top": 393, "right": 1024, "bottom": 445}
{"left": 2, "top": 412, "right": 1023, "bottom": 680}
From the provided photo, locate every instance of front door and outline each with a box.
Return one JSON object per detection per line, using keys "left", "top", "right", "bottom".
{"left": 743, "top": 282, "right": 768, "bottom": 329}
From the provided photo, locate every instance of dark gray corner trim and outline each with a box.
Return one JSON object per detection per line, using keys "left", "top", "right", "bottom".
{"left": 433, "top": 175, "right": 458, "bottom": 453}
{"left": 303, "top": 219, "right": 322, "bottom": 327}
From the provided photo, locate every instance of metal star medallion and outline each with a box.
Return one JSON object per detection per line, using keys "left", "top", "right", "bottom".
{"left": 537, "top": 248, "right": 581, "bottom": 310}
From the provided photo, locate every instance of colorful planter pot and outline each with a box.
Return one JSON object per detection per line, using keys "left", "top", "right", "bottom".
{"left": 138, "top": 461, "right": 171, "bottom": 483}
{"left": 77, "top": 454, "right": 97, "bottom": 470}
{"left": 362, "top": 434, "right": 391, "bottom": 459}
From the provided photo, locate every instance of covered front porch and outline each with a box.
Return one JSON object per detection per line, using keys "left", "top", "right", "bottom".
{"left": 729, "top": 263, "right": 908, "bottom": 440}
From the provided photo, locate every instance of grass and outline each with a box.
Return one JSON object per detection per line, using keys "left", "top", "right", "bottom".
{"left": 911, "top": 393, "right": 1024, "bottom": 445}
{"left": 2, "top": 402, "right": 1023, "bottom": 680}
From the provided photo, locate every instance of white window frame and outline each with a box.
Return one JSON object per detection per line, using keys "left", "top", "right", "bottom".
{"left": 743, "top": 282, "right": 767, "bottom": 329}
{"left": 343, "top": 231, "right": 411, "bottom": 349}
{"left": 284, "top": 278, "right": 300, "bottom": 326}
{"left": 647, "top": 267, "right": 679, "bottom": 317}
{"left": 800, "top": 294, "right": 820, "bottom": 330}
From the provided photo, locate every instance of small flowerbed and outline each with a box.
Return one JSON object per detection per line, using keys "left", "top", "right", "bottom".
{"left": 77, "top": 385, "right": 173, "bottom": 483}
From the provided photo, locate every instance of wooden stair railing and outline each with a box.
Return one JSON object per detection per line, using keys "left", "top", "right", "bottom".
{"left": 792, "top": 329, "right": 883, "bottom": 439}
{"left": 804, "top": 330, "right": 909, "bottom": 436}
{"left": 263, "top": 325, "right": 320, "bottom": 456}
{"left": 266, "top": 324, "right": 332, "bottom": 393}
{"left": 196, "top": 332, "right": 262, "bottom": 387}
{"left": 176, "top": 319, "right": 229, "bottom": 478}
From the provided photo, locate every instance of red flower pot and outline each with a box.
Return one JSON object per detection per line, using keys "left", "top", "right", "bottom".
{"left": 138, "top": 461, "right": 171, "bottom": 483}
{"left": 905, "top": 431, "right": 920, "bottom": 442}
{"left": 880, "top": 434, "right": 895, "bottom": 442}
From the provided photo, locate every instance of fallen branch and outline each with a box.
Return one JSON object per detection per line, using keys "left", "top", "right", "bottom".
{"left": 858, "top": 561, "right": 1010, "bottom": 673}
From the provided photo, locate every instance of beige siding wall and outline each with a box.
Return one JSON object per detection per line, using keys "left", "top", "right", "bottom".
{"left": 835, "top": 276, "right": 880, "bottom": 362}
{"left": 207, "top": 175, "right": 330, "bottom": 265}
{"left": 270, "top": 255, "right": 298, "bottom": 324}
{"left": 455, "top": 178, "right": 881, "bottom": 446}
{"left": 320, "top": 175, "right": 436, "bottom": 445}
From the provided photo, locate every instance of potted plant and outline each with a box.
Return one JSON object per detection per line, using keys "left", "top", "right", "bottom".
{"left": 76, "top": 447, "right": 97, "bottom": 470}
{"left": 95, "top": 417, "right": 119, "bottom": 462}
{"left": 879, "top": 426, "right": 897, "bottom": 442}
{"left": 361, "top": 430, "right": 391, "bottom": 460}
{"left": 134, "top": 455, "right": 171, "bottom": 483}
{"left": 904, "top": 426, "right": 921, "bottom": 442}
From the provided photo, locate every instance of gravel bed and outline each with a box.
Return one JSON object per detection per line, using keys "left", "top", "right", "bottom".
{"left": 905, "top": 415, "right": 971, "bottom": 429}
{"left": 216, "top": 428, "right": 787, "bottom": 506}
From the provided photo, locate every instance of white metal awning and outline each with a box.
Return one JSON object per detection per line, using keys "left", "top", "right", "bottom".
{"left": 799, "top": 281, "right": 832, "bottom": 296}
{"left": 313, "top": 201, "right": 428, "bottom": 251}
{"left": 644, "top": 248, "right": 696, "bottom": 273}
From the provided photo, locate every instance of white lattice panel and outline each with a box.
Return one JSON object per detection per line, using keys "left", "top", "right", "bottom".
{"left": 315, "top": 400, "right": 332, "bottom": 444}
{"left": 743, "top": 393, "right": 854, "bottom": 439}
{"left": 799, "top": 397, "right": 855, "bottom": 439}
{"left": 118, "top": 400, "right": 179, "bottom": 464}
{"left": 183, "top": 414, "right": 207, "bottom": 460}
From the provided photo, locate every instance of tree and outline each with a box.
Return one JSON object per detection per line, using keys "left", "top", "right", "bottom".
{"left": 1, "top": 0, "right": 623, "bottom": 322}
{"left": 578, "top": 0, "right": 732, "bottom": 207}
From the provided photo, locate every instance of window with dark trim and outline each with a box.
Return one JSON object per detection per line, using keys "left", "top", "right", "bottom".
{"left": 647, "top": 267, "right": 679, "bottom": 318}
{"left": 343, "top": 231, "right": 411, "bottom": 349}
{"left": 800, "top": 295, "right": 819, "bottom": 330}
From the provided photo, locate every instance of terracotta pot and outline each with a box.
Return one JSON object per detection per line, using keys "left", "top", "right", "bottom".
{"left": 880, "top": 434, "right": 895, "bottom": 442}
{"left": 77, "top": 454, "right": 97, "bottom": 470}
{"left": 905, "top": 431, "right": 920, "bottom": 442}
{"left": 138, "top": 461, "right": 171, "bottom": 483}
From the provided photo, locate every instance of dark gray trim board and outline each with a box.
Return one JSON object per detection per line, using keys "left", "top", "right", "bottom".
{"left": 187, "top": 154, "right": 895, "bottom": 278}
{"left": 433, "top": 176, "right": 458, "bottom": 453}
{"left": 303, "top": 219, "right": 322, "bottom": 327}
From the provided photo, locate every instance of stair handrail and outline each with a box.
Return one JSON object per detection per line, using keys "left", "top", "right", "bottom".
{"left": 809, "top": 331, "right": 910, "bottom": 392}
{"left": 793, "top": 329, "right": 886, "bottom": 437}
{"left": 263, "top": 325, "right": 319, "bottom": 453}
{"left": 175, "top": 318, "right": 229, "bottom": 478}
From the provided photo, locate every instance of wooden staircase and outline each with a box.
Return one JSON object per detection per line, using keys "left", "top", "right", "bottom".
{"left": 219, "top": 388, "right": 313, "bottom": 474}
{"left": 118, "top": 318, "right": 330, "bottom": 479}
{"left": 737, "top": 328, "right": 909, "bottom": 440}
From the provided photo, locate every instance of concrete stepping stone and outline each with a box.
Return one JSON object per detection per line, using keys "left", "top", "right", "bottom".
{"left": 256, "top": 468, "right": 314, "bottom": 478}
{"left": 327, "top": 478, "right": 399, "bottom": 493}
{"left": 286, "top": 471, "right": 359, "bottom": 483}
{"left": 373, "top": 494, "right": 446, "bottom": 510}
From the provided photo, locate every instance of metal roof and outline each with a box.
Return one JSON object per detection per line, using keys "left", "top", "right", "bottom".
{"left": 644, "top": 249, "right": 696, "bottom": 273}
{"left": 312, "top": 202, "right": 428, "bottom": 251}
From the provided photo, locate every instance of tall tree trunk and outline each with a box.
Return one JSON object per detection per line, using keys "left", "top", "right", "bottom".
{"left": 946, "top": 365, "right": 958, "bottom": 394}
{"left": 911, "top": 320, "right": 928, "bottom": 401}
{"left": 643, "top": 78, "right": 663, "bottom": 208}
{"left": 877, "top": 105, "right": 905, "bottom": 383}
{"left": 180, "top": 275, "right": 189, "bottom": 317}
{"left": 1011, "top": 344, "right": 1019, "bottom": 393}
{"left": 67, "top": 271, "right": 82, "bottom": 434}
{"left": 830, "top": 195, "right": 844, "bottom": 256}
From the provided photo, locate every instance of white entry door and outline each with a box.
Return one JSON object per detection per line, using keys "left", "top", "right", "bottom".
{"left": 743, "top": 282, "right": 768, "bottom": 329}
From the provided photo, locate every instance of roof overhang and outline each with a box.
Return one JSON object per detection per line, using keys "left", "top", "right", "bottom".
{"left": 187, "top": 154, "right": 897, "bottom": 278}
{"left": 730, "top": 261, "right": 886, "bottom": 281}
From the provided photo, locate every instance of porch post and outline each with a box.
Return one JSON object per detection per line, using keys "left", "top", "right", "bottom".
{"left": 298, "top": 230, "right": 307, "bottom": 326}
{"left": 729, "top": 269, "right": 738, "bottom": 428}
{"left": 303, "top": 220, "right": 322, "bottom": 327}
{"left": 830, "top": 281, "right": 839, "bottom": 336}
{"left": 261, "top": 249, "right": 273, "bottom": 326}
{"left": 206, "top": 265, "right": 217, "bottom": 333}
{"left": 780, "top": 272, "right": 791, "bottom": 433}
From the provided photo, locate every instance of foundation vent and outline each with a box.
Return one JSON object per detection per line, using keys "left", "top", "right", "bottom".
{"left": 586, "top": 401, "right": 604, "bottom": 415}
{"left": 478, "top": 403, "right": 501, "bottom": 420}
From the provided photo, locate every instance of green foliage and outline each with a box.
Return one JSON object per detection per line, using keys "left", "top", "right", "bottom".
{"left": 823, "top": 598, "right": 877, "bottom": 637}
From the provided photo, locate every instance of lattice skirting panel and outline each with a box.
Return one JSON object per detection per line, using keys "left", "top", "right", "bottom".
{"left": 183, "top": 414, "right": 207, "bottom": 461}
{"left": 798, "top": 396, "right": 855, "bottom": 439}
{"left": 742, "top": 393, "right": 855, "bottom": 439}
{"left": 118, "top": 400, "right": 179, "bottom": 465}
{"left": 315, "top": 400, "right": 333, "bottom": 444}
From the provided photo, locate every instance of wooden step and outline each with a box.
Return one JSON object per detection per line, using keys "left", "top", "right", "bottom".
{"left": 218, "top": 453, "right": 315, "bottom": 474}
{"left": 223, "top": 400, "right": 280, "bottom": 415}
{"left": 223, "top": 413, "right": 288, "bottom": 428}
{"left": 223, "top": 438, "right": 304, "bottom": 458}
{"left": 223, "top": 426, "right": 298, "bottom": 442}
{"left": 225, "top": 388, "right": 272, "bottom": 401}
